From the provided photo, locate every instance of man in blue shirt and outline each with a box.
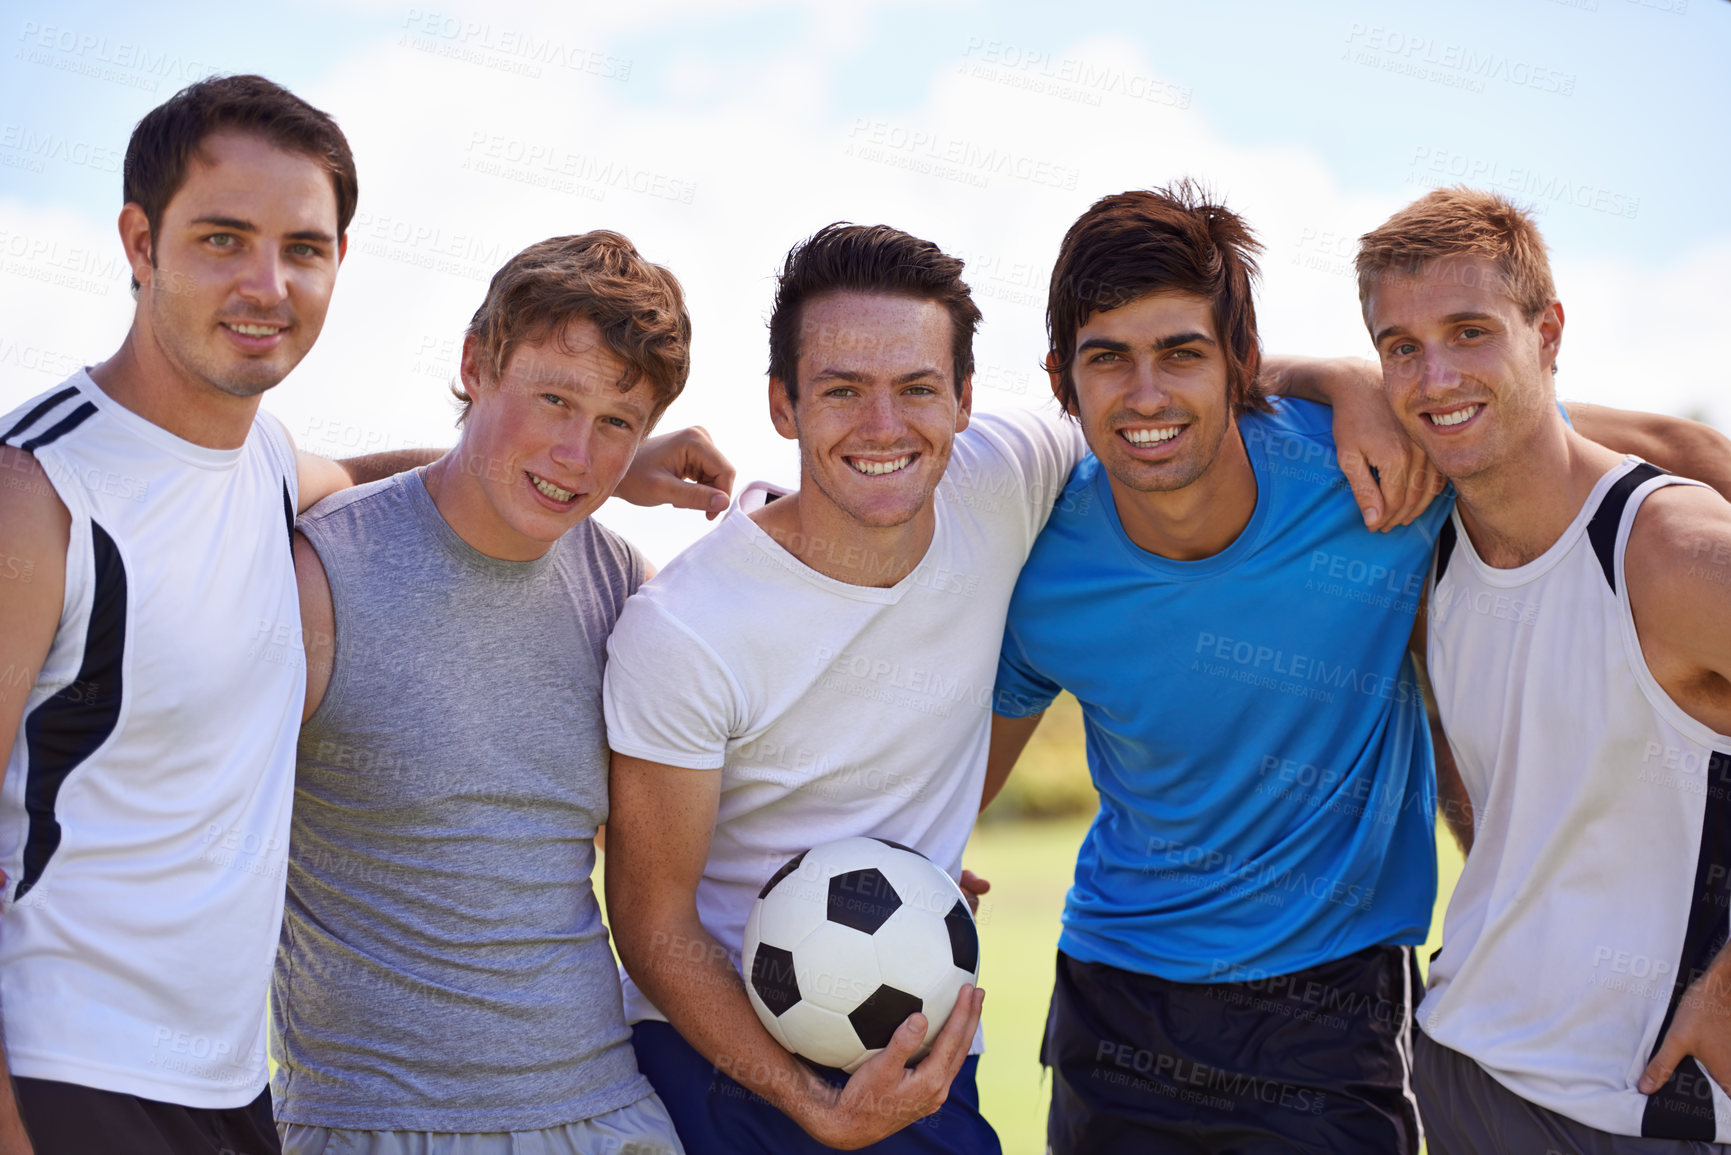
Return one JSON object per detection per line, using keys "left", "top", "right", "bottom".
{"left": 989, "top": 183, "right": 1453, "bottom": 1154}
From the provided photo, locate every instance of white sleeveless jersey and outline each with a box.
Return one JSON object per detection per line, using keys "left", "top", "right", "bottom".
{"left": 0, "top": 371, "right": 303, "bottom": 1108}
{"left": 1419, "top": 458, "right": 1731, "bottom": 1143}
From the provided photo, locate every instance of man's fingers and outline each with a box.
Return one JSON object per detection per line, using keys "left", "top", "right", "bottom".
{"left": 919, "top": 985, "right": 982, "bottom": 1075}
{"left": 1338, "top": 450, "right": 1384, "bottom": 530}
{"left": 878, "top": 1011, "right": 928, "bottom": 1067}
{"left": 959, "top": 870, "right": 989, "bottom": 894}
{"left": 1638, "top": 1034, "right": 1686, "bottom": 1094}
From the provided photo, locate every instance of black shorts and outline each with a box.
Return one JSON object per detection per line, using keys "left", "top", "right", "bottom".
{"left": 1042, "top": 945, "right": 1424, "bottom": 1154}
{"left": 15, "top": 1077, "right": 279, "bottom": 1155}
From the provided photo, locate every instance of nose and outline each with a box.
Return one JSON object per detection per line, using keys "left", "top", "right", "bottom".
{"left": 1125, "top": 355, "right": 1171, "bottom": 412}
{"left": 547, "top": 422, "right": 594, "bottom": 476}
{"left": 234, "top": 247, "right": 289, "bottom": 309}
{"left": 856, "top": 389, "right": 907, "bottom": 443}
{"left": 1420, "top": 349, "right": 1463, "bottom": 393}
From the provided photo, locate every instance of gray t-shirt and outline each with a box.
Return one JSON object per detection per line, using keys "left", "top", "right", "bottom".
{"left": 271, "top": 470, "right": 650, "bottom": 1131}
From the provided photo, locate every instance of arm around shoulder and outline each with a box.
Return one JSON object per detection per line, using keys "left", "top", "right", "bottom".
{"left": 1569, "top": 403, "right": 1731, "bottom": 501}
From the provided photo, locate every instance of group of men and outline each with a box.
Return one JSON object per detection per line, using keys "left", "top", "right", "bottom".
{"left": 0, "top": 71, "right": 1727, "bottom": 1155}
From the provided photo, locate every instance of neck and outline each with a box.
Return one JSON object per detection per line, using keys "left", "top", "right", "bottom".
{"left": 422, "top": 447, "right": 555, "bottom": 563}
{"left": 750, "top": 489, "right": 935, "bottom": 588}
{"left": 1113, "top": 424, "right": 1258, "bottom": 561}
{"left": 1452, "top": 417, "right": 1626, "bottom": 568}
{"left": 89, "top": 324, "right": 264, "bottom": 450}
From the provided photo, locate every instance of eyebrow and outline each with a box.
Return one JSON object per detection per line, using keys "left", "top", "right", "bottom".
{"left": 1077, "top": 331, "right": 1215, "bottom": 356}
{"left": 810, "top": 367, "right": 944, "bottom": 385}
{"left": 1373, "top": 312, "right": 1498, "bottom": 346}
{"left": 189, "top": 215, "right": 336, "bottom": 244}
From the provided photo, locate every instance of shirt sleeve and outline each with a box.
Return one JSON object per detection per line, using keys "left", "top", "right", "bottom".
{"left": 993, "top": 623, "right": 1062, "bottom": 720}
{"left": 951, "top": 407, "right": 1088, "bottom": 549}
{"left": 603, "top": 594, "right": 742, "bottom": 769}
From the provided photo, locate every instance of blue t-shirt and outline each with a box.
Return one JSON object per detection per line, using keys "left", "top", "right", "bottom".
{"left": 996, "top": 399, "right": 1453, "bottom": 983}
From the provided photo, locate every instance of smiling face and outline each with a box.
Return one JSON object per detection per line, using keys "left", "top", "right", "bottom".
{"left": 444, "top": 317, "right": 651, "bottom": 560}
{"left": 1366, "top": 255, "right": 1563, "bottom": 485}
{"left": 1065, "top": 291, "right": 1233, "bottom": 495}
{"left": 771, "top": 291, "right": 970, "bottom": 530}
{"left": 133, "top": 130, "right": 343, "bottom": 399}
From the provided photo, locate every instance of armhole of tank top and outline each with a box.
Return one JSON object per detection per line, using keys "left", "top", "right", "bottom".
{"left": 1611, "top": 476, "right": 1731, "bottom": 749}
{"left": 255, "top": 410, "right": 299, "bottom": 509}
{"left": 296, "top": 519, "right": 353, "bottom": 736}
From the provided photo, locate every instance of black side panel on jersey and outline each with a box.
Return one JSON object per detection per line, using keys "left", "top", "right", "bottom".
{"left": 1640, "top": 749, "right": 1731, "bottom": 1140}
{"left": 15, "top": 522, "right": 128, "bottom": 901}
{"left": 0, "top": 387, "right": 78, "bottom": 446}
{"left": 282, "top": 481, "right": 294, "bottom": 546}
{"left": 1434, "top": 518, "right": 1458, "bottom": 584}
{"left": 1587, "top": 463, "right": 1664, "bottom": 593}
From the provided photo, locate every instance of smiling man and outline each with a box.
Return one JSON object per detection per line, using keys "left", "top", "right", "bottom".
{"left": 275, "top": 231, "right": 693, "bottom": 1155}
{"left": 602, "top": 224, "right": 1022, "bottom": 1154}
{"left": 1359, "top": 188, "right": 1731, "bottom": 1153}
{"left": 989, "top": 185, "right": 1450, "bottom": 1155}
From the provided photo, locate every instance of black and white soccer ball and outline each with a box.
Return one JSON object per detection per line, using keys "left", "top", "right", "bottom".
{"left": 742, "top": 836, "right": 981, "bottom": 1073}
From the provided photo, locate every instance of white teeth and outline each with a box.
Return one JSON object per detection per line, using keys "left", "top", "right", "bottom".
{"left": 1430, "top": 405, "right": 1481, "bottom": 427}
{"left": 529, "top": 473, "right": 576, "bottom": 502}
{"left": 1123, "top": 427, "right": 1181, "bottom": 446}
{"left": 225, "top": 322, "right": 282, "bottom": 337}
{"left": 848, "top": 455, "right": 913, "bottom": 476}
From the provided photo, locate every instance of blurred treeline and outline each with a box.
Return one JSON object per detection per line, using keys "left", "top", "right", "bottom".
{"left": 980, "top": 693, "right": 1098, "bottom": 823}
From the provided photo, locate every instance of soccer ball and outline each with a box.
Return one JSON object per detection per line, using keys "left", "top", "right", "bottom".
{"left": 742, "top": 836, "right": 980, "bottom": 1074}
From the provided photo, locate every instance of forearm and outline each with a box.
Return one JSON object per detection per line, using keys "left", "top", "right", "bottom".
{"left": 1257, "top": 355, "right": 1379, "bottom": 406}
{"left": 0, "top": 1045, "right": 30, "bottom": 1154}
{"left": 1568, "top": 403, "right": 1731, "bottom": 501}
{"left": 338, "top": 448, "right": 443, "bottom": 487}
{"left": 619, "top": 910, "right": 832, "bottom": 1126}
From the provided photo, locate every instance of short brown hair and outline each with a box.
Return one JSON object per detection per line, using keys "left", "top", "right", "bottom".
{"left": 767, "top": 223, "right": 981, "bottom": 401}
{"left": 455, "top": 231, "right": 691, "bottom": 424}
{"left": 1355, "top": 186, "right": 1556, "bottom": 324}
{"left": 1047, "top": 182, "right": 1269, "bottom": 419}
{"left": 124, "top": 74, "right": 358, "bottom": 289}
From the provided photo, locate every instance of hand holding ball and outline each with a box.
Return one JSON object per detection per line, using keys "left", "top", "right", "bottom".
{"left": 742, "top": 836, "right": 982, "bottom": 1073}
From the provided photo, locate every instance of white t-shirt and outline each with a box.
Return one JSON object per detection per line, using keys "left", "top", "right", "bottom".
{"left": 0, "top": 371, "right": 303, "bottom": 1107}
{"left": 603, "top": 409, "right": 1082, "bottom": 1035}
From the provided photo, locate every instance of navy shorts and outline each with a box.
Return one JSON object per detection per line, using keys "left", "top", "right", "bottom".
{"left": 631, "top": 1019, "right": 1001, "bottom": 1155}
{"left": 15, "top": 1077, "right": 279, "bottom": 1155}
{"left": 1042, "top": 945, "right": 1424, "bottom": 1154}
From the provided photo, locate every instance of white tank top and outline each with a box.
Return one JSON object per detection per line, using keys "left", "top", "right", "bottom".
{"left": 1419, "top": 457, "right": 1731, "bottom": 1142}
{"left": 0, "top": 370, "right": 303, "bottom": 1108}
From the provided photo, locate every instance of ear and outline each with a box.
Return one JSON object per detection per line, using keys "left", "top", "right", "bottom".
{"left": 119, "top": 203, "right": 154, "bottom": 289}
{"left": 768, "top": 377, "right": 799, "bottom": 441}
{"left": 1044, "top": 351, "right": 1077, "bottom": 417}
{"left": 955, "top": 373, "right": 973, "bottom": 434}
{"left": 1536, "top": 299, "right": 1564, "bottom": 374}
{"left": 459, "top": 333, "right": 486, "bottom": 397}
{"left": 336, "top": 232, "right": 349, "bottom": 267}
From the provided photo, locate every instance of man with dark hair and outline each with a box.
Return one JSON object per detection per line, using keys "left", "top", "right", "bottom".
{"left": 275, "top": 231, "right": 693, "bottom": 1155}
{"left": 0, "top": 76, "right": 724, "bottom": 1155}
{"left": 599, "top": 219, "right": 1435, "bottom": 1153}
{"left": 988, "top": 183, "right": 1725, "bottom": 1154}
{"left": 1359, "top": 187, "right": 1731, "bottom": 1153}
